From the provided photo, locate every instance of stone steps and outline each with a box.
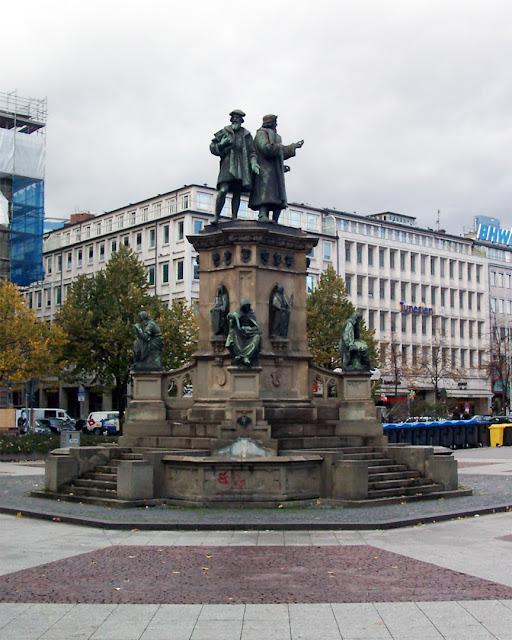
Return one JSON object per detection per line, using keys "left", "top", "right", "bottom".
{"left": 368, "top": 470, "right": 421, "bottom": 482}
{"left": 368, "top": 482, "right": 444, "bottom": 499}
{"left": 368, "top": 477, "right": 432, "bottom": 491}
{"left": 272, "top": 423, "right": 338, "bottom": 438}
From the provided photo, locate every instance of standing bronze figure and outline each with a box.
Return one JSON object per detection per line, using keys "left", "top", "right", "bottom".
{"left": 249, "top": 114, "right": 303, "bottom": 223}
{"left": 270, "top": 285, "right": 291, "bottom": 338}
{"left": 210, "top": 109, "right": 259, "bottom": 224}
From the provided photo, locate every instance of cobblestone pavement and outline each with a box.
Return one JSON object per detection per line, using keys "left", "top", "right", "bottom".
{"left": 1, "top": 448, "right": 512, "bottom": 638}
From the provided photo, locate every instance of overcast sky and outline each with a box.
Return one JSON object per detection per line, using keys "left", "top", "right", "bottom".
{"left": 2, "top": 0, "right": 511, "bottom": 235}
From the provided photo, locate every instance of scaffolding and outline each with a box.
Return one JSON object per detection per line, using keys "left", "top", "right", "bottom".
{"left": 0, "top": 91, "right": 47, "bottom": 286}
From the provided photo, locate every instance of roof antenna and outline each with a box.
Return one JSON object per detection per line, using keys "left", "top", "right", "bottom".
{"left": 436, "top": 209, "right": 440, "bottom": 231}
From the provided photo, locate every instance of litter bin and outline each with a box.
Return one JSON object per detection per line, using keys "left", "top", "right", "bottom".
{"left": 489, "top": 425, "right": 505, "bottom": 447}
{"left": 60, "top": 430, "right": 80, "bottom": 448}
{"left": 503, "top": 427, "right": 512, "bottom": 446}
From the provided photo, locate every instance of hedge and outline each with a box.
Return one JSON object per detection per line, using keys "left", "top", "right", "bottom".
{"left": 0, "top": 433, "right": 117, "bottom": 456}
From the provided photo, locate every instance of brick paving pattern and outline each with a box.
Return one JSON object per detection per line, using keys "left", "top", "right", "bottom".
{"left": 1, "top": 545, "right": 512, "bottom": 605}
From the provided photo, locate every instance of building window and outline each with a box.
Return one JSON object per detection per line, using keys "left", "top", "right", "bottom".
{"left": 194, "top": 219, "right": 204, "bottom": 234}
{"left": 401, "top": 282, "right": 407, "bottom": 301}
{"left": 400, "top": 251, "right": 406, "bottom": 271}
{"left": 390, "top": 281, "right": 396, "bottom": 301}
{"left": 411, "top": 283, "right": 417, "bottom": 303}
{"left": 153, "top": 202, "right": 162, "bottom": 217}
{"left": 46, "top": 289, "right": 51, "bottom": 307}
{"left": 306, "top": 275, "right": 314, "bottom": 293}
{"left": 106, "top": 218, "right": 113, "bottom": 232}
{"left": 149, "top": 229, "right": 156, "bottom": 248}
{"left": 111, "top": 239, "right": 117, "bottom": 253}
{"left": 368, "top": 246, "right": 374, "bottom": 266}
{"left": 345, "top": 275, "right": 352, "bottom": 295}
{"left": 88, "top": 246, "right": 94, "bottom": 263}
{"left": 401, "top": 313, "right": 407, "bottom": 333}
{"left": 177, "top": 220, "right": 184, "bottom": 240}
{"left": 95, "top": 222, "right": 101, "bottom": 236}
{"left": 476, "top": 265, "right": 481, "bottom": 283}
{"left": 36, "top": 291, "right": 41, "bottom": 308}
{"left": 176, "top": 259, "right": 184, "bottom": 281}
{"left": 459, "top": 291, "right": 464, "bottom": 309}
{"left": 460, "top": 320, "right": 465, "bottom": 338}
{"left": 380, "top": 311, "right": 386, "bottom": 331}
{"left": 77, "top": 249, "right": 82, "bottom": 267}
{"left": 55, "top": 286, "right": 61, "bottom": 305}
{"left": 136, "top": 232, "right": 142, "bottom": 251}
{"left": 142, "top": 207, "right": 149, "bottom": 222}
{"left": 323, "top": 241, "right": 332, "bottom": 261}
{"left": 27, "top": 292, "right": 33, "bottom": 308}
{"left": 451, "top": 319, "right": 456, "bottom": 338}
{"left": 410, "top": 253, "right": 416, "bottom": 272}
{"left": 162, "top": 263, "right": 169, "bottom": 283}
{"left": 459, "top": 262, "right": 464, "bottom": 280}
{"left": 289, "top": 210, "right": 301, "bottom": 227}
{"left": 193, "top": 257, "right": 200, "bottom": 280}
{"left": 357, "top": 275, "right": 363, "bottom": 296}
{"left": 85, "top": 226, "right": 91, "bottom": 239}
{"left": 129, "top": 211, "right": 136, "bottom": 225}
{"left": 449, "top": 260, "right": 455, "bottom": 278}
{"left": 123, "top": 235, "right": 129, "bottom": 247}
{"left": 411, "top": 315, "right": 417, "bottom": 334}
{"left": 467, "top": 264, "right": 473, "bottom": 281}
{"left": 421, "top": 285, "right": 427, "bottom": 304}
{"left": 163, "top": 224, "right": 170, "bottom": 244}
{"left": 440, "top": 258, "right": 445, "bottom": 277}
{"left": 116, "top": 214, "right": 124, "bottom": 229}
{"left": 491, "top": 298, "right": 496, "bottom": 312}
{"left": 180, "top": 194, "right": 190, "bottom": 210}
{"left": 368, "top": 278, "right": 375, "bottom": 298}
{"left": 197, "top": 192, "right": 212, "bottom": 211}
{"left": 345, "top": 242, "right": 352, "bottom": 262}
{"left": 306, "top": 213, "right": 318, "bottom": 231}
{"left": 431, "top": 287, "right": 436, "bottom": 305}
{"left": 422, "top": 315, "right": 427, "bottom": 335}
{"left": 67, "top": 252, "right": 72, "bottom": 269}
{"left": 99, "top": 243, "right": 105, "bottom": 261}
{"left": 490, "top": 271, "right": 496, "bottom": 286}
{"left": 499, "top": 298, "right": 505, "bottom": 313}
{"left": 167, "top": 198, "right": 176, "bottom": 214}
{"left": 389, "top": 250, "right": 396, "bottom": 269}
{"left": 430, "top": 257, "right": 436, "bottom": 276}
{"left": 450, "top": 289, "right": 455, "bottom": 308}
{"left": 420, "top": 255, "right": 426, "bottom": 275}
{"left": 369, "top": 310, "right": 375, "bottom": 330}
{"left": 148, "top": 267, "right": 155, "bottom": 286}
{"left": 57, "top": 255, "right": 62, "bottom": 272}
{"left": 356, "top": 244, "right": 363, "bottom": 264}
{"left": 379, "top": 279, "right": 385, "bottom": 299}
{"left": 379, "top": 248, "right": 385, "bottom": 268}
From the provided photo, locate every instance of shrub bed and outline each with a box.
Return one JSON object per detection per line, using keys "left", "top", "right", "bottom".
{"left": 0, "top": 433, "right": 118, "bottom": 457}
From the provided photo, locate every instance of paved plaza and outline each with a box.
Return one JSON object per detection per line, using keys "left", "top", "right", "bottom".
{"left": 0, "top": 447, "right": 512, "bottom": 639}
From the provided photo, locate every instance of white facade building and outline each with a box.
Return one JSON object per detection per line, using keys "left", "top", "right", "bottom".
{"left": 24, "top": 183, "right": 502, "bottom": 417}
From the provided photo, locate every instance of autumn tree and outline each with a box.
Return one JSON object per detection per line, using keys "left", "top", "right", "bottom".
{"left": 488, "top": 319, "right": 510, "bottom": 414}
{"left": 306, "top": 265, "right": 379, "bottom": 370}
{"left": 156, "top": 299, "right": 198, "bottom": 370}
{"left": 56, "top": 246, "right": 198, "bottom": 419}
{"left": 0, "top": 278, "right": 66, "bottom": 388}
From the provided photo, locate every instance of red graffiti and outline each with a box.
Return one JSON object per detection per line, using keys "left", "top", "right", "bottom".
{"left": 217, "top": 471, "right": 247, "bottom": 488}
{"left": 232, "top": 473, "right": 246, "bottom": 488}
{"left": 217, "top": 471, "right": 229, "bottom": 485}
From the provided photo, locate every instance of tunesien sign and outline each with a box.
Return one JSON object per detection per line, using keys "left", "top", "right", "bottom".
{"left": 399, "top": 302, "right": 434, "bottom": 315}
{"left": 477, "top": 223, "right": 512, "bottom": 246}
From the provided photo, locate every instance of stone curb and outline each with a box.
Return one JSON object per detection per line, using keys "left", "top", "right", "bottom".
{"left": 1, "top": 502, "right": 511, "bottom": 531}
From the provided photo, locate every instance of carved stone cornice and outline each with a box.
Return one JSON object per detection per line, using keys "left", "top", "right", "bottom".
{"left": 188, "top": 220, "right": 318, "bottom": 253}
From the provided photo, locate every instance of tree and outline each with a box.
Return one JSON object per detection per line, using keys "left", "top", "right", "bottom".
{"left": 306, "top": 265, "right": 379, "bottom": 370}
{"left": 157, "top": 299, "right": 198, "bottom": 370}
{"left": 488, "top": 320, "right": 511, "bottom": 414}
{"left": 56, "top": 246, "right": 198, "bottom": 419}
{"left": 0, "top": 279, "right": 66, "bottom": 389}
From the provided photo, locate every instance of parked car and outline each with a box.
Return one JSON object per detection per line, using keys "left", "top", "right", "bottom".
{"left": 100, "top": 417, "right": 119, "bottom": 436}
{"left": 85, "top": 411, "right": 120, "bottom": 434}
{"left": 489, "top": 416, "right": 512, "bottom": 425}
{"left": 33, "top": 420, "right": 52, "bottom": 435}
{"left": 73, "top": 418, "right": 87, "bottom": 431}
{"left": 38, "top": 418, "right": 75, "bottom": 434}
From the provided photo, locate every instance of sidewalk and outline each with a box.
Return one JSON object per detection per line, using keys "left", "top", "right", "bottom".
{"left": 0, "top": 448, "right": 512, "bottom": 638}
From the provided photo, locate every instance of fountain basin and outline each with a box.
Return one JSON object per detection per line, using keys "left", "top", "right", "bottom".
{"left": 162, "top": 454, "right": 323, "bottom": 506}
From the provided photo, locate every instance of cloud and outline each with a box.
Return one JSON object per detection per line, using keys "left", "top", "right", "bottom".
{"left": 2, "top": 0, "right": 512, "bottom": 232}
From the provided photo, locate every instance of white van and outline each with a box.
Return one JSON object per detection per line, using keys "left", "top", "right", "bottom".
{"left": 85, "top": 411, "right": 120, "bottom": 434}
{"left": 16, "top": 407, "right": 73, "bottom": 428}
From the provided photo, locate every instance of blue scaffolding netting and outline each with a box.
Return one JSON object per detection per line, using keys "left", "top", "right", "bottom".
{"left": 10, "top": 177, "right": 45, "bottom": 287}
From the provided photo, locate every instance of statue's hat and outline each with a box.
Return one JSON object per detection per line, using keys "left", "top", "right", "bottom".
{"left": 229, "top": 109, "right": 246, "bottom": 118}
{"left": 262, "top": 114, "right": 277, "bottom": 126}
